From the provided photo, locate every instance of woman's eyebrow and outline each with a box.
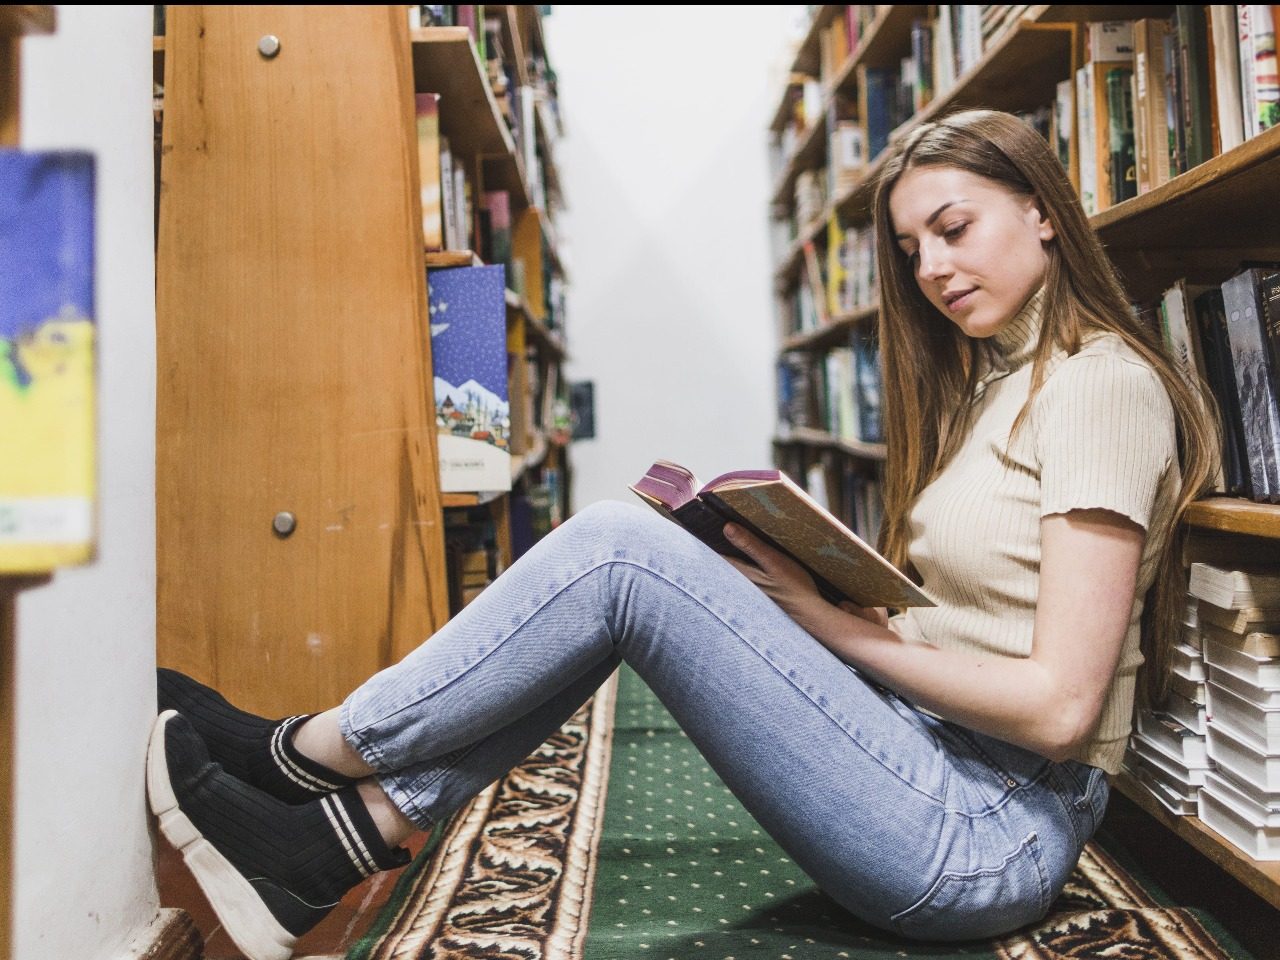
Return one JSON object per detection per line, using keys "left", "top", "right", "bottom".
{"left": 894, "top": 199, "right": 967, "bottom": 241}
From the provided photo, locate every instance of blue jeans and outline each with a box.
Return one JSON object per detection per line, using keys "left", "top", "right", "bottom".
{"left": 339, "top": 501, "right": 1109, "bottom": 941}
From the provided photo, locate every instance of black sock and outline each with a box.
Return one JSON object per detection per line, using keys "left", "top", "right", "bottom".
{"left": 158, "top": 668, "right": 357, "bottom": 804}
{"left": 150, "top": 711, "right": 410, "bottom": 946}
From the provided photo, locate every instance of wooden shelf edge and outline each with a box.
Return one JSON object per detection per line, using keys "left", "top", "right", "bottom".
{"left": 781, "top": 303, "right": 878, "bottom": 351}
{"left": 770, "top": 117, "right": 828, "bottom": 210}
{"left": 442, "top": 489, "right": 508, "bottom": 509}
{"left": 775, "top": 426, "right": 887, "bottom": 462}
{"left": 1091, "top": 124, "right": 1280, "bottom": 240}
{"left": 426, "top": 250, "right": 482, "bottom": 269}
{"left": 1184, "top": 498, "right": 1280, "bottom": 539}
{"left": 1112, "top": 771, "right": 1280, "bottom": 908}
{"left": 0, "top": 6, "right": 54, "bottom": 38}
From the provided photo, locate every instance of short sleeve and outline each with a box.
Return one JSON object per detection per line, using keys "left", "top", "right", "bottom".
{"left": 1033, "top": 350, "right": 1176, "bottom": 531}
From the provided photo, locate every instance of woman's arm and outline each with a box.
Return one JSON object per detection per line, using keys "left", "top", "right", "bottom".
{"left": 722, "top": 507, "right": 1145, "bottom": 761}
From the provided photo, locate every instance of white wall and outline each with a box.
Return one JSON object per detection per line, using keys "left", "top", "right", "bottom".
{"left": 13, "top": 6, "right": 159, "bottom": 959}
{"left": 542, "top": 6, "right": 806, "bottom": 507}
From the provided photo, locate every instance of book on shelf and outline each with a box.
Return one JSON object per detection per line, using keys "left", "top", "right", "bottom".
{"left": 428, "top": 264, "right": 512, "bottom": 493}
{"left": 1198, "top": 769, "right": 1280, "bottom": 860}
{"left": 1191, "top": 286, "right": 1251, "bottom": 496}
{"left": 0, "top": 151, "right": 97, "bottom": 574}
{"left": 1197, "top": 598, "right": 1280, "bottom": 635}
{"left": 415, "top": 93, "right": 445, "bottom": 252}
{"left": 1189, "top": 562, "right": 1280, "bottom": 610}
{"left": 1166, "top": 688, "right": 1208, "bottom": 736}
{"left": 629, "top": 460, "right": 932, "bottom": 610}
{"left": 1210, "top": 662, "right": 1280, "bottom": 709}
{"left": 1206, "top": 680, "right": 1280, "bottom": 754}
{"left": 1135, "top": 707, "right": 1211, "bottom": 767}
{"left": 1206, "top": 716, "right": 1280, "bottom": 792}
{"left": 1171, "top": 640, "right": 1206, "bottom": 682}
{"left": 1201, "top": 620, "right": 1280, "bottom": 658}
{"left": 1170, "top": 667, "right": 1207, "bottom": 704}
{"left": 1129, "top": 729, "right": 1211, "bottom": 787}
{"left": 1132, "top": 18, "right": 1172, "bottom": 194}
{"left": 1203, "top": 633, "right": 1280, "bottom": 688}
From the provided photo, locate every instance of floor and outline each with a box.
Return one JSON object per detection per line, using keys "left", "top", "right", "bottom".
{"left": 156, "top": 787, "right": 1280, "bottom": 960}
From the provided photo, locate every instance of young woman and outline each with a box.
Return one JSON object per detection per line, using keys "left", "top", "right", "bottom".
{"left": 148, "top": 109, "right": 1217, "bottom": 960}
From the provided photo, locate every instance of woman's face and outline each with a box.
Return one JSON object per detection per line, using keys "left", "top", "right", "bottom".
{"left": 888, "top": 165, "right": 1055, "bottom": 339}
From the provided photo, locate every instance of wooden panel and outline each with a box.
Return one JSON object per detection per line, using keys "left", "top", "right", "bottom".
{"left": 1185, "top": 499, "right": 1280, "bottom": 541}
{"left": 0, "top": 6, "right": 54, "bottom": 38}
{"left": 156, "top": 6, "right": 449, "bottom": 717}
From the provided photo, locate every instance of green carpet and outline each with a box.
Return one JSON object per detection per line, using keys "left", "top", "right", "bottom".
{"left": 347, "top": 666, "right": 1258, "bottom": 959}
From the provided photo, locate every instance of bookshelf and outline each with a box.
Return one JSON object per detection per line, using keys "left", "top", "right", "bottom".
{"left": 769, "top": 4, "right": 1280, "bottom": 909}
{"left": 154, "top": 6, "right": 571, "bottom": 717}
{"left": 1, "top": 10, "right": 57, "bottom": 960}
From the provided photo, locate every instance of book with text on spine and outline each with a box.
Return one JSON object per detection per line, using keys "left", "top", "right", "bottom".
{"left": 629, "top": 460, "right": 933, "bottom": 610}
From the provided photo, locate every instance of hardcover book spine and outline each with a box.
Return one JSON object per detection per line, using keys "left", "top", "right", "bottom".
{"left": 1221, "top": 269, "right": 1280, "bottom": 502}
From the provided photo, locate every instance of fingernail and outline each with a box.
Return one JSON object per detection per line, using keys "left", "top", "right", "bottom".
{"left": 723, "top": 524, "right": 737, "bottom": 540}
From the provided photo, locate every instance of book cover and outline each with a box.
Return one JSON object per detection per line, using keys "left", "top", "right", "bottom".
{"left": 1249, "top": 5, "right": 1280, "bottom": 135}
{"left": 1174, "top": 4, "right": 1213, "bottom": 169}
{"left": 428, "top": 264, "right": 512, "bottom": 493}
{"left": 415, "top": 93, "right": 444, "bottom": 252}
{"left": 0, "top": 151, "right": 97, "bottom": 573}
{"left": 1193, "top": 287, "right": 1251, "bottom": 496}
{"left": 1105, "top": 66, "right": 1137, "bottom": 205}
{"left": 1221, "top": 268, "right": 1280, "bottom": 501}
{"left": 629, "top": 460, "right": 932, "bottom": 609}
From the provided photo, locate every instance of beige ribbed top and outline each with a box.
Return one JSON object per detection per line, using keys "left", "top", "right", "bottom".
{"left": 890, "top": 288, "right": 1180, "bottom": 773}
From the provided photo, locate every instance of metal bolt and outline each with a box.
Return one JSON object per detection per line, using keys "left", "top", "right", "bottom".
{"left": 273, "top": 511, "right": 296, "bottom": 537}
{"left": 258, "top": 35, "right": 281, "bottom": 59}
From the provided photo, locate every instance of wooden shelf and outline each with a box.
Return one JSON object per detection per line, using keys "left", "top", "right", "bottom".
{"left": 851, "top": 4, "right": 928, "bottom": 71}
{"left": 1034, "top": 5, "right": 1175, "bottom": 22}
{"left": 781, "top": 303, "right": 878, "bottom": 352}
{"left": 769, "top": 111, "right": 828, "bottom": 210}
{"left": 893, "top": 21, "right": 1074, "bottom": 141}
{"left": 1093, "top": 124, "right": 1280, "bottom": 302}
{"left": 426, "top": 250, "right": 482, "bottom": 269}
{"left": 789, "top": 5, "right": 844, "bottom": 79}
{"left": 410, "top": 26, "right": 531, "bottom": 211}
{"left": 775, "top": 426, "right": 887, "bottom": 462}
{"left": 0, "top": 5, "right": 54, "bottom": 37}
{"left": 1185, "top": 498, "right": 1280, "bottom": 540}
{"left": 1113, "top": 772, "right": 1280, "bottom": 909}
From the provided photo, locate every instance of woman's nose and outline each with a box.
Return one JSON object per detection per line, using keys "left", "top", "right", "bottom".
{"left": 916, "top": 241, "right": 951, "bottom": 281}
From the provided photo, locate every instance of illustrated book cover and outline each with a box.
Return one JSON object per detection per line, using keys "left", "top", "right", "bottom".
{"left": 0, "top": 151, "right": 97, "bottom": 572}
{"left": 429, "top": 264, "right": 511, "bottom": 493}
{"left": 629, "top": 460, "right": 933, "bottom": 609}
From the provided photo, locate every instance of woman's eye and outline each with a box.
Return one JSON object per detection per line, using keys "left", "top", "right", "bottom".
{"left": 943, "top": 222, "right": 968, "bottom": 241}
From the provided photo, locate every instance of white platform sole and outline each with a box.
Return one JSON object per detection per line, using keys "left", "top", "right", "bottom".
{"left": 146, "top": 709, "right": 297, "bottom": 960}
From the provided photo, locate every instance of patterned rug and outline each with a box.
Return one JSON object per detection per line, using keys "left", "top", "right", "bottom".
{"left": 346, "top": 668, "right": 1256, "bottom": 960}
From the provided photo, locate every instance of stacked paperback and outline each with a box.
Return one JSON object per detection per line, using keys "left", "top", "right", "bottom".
{"left": 1139, "top": 562, "right": 1280, "bottom": 861}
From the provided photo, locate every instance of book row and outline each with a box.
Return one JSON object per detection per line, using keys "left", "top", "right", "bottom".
{"left": 776, "top": 329, "right": 883, "bottom": 447}
{"left": 774, "top": 445, "right": 885, "bottom": 549}
{"left": 1138, "top": 265, "right": 1280, "bottom": 503}
{"left": 1123, "top": 563, "right": 1280, "bottom": 860}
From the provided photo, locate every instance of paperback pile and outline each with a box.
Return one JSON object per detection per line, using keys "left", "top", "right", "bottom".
{"left": 1192, "top": 563, "right": 1280, "bottom": 860}
{"left": 1123, "top": 592, "right": 1211, "bottom": 815}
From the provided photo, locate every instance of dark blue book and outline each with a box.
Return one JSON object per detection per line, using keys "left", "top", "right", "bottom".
{"left": 0, "top": 150, "right": 96, "bottom": 571}
{"left": 428, "top": 263, "right": 511, "bottom": 493}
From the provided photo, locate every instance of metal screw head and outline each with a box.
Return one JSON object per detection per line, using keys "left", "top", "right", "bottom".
{"left": 258, "top": 35, "right": 281, "bottom": 58}
{"left": 272, "top": 511, "right": 296, "bottom": 537}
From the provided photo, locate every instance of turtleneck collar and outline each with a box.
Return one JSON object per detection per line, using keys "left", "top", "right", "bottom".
{"left": 988, "top": 285, "right": 1045, "bottom": 372}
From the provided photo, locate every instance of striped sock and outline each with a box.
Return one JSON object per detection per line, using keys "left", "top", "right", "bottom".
{"left": 158, "top": 668, "right": 357, "bottom": 804}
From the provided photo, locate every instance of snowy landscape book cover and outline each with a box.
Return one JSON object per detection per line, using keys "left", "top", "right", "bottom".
{"left": 428, "top": 264, "right": 511, "bottom": 493}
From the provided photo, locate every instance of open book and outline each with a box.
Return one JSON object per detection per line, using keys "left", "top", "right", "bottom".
{"left": 629, "top": 460, "right": 933, "bottom": 609}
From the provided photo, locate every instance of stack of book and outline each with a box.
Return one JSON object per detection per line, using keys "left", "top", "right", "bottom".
{"left": 1123, "top": 593, "right": 1212, "bottom": 815}
{"left": 1192, "top": 563, "right": 1280, "bottom": 860}
{"left": 443, "top": 506, "right": 501, "bottom": 614}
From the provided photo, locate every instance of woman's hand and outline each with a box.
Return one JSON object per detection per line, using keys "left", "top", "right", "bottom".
{"left": 720, "top": 523, "right": 827, "bottom": 623}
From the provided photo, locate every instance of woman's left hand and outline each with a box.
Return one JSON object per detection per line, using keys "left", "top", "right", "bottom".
{"left": 721, "top": 523, "right": 826, "bottom": 622}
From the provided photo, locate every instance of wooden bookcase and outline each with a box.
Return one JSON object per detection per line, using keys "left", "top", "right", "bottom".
{"left": 154, "top": 6, "right": 570, "bottom": 717}
{"left": 768, "top": 4, "right": 1280, "bottom": 909}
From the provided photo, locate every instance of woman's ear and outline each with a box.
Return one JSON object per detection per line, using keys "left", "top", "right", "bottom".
{"left": 1031, "top": 197, "right": 1055, "bottom": 242}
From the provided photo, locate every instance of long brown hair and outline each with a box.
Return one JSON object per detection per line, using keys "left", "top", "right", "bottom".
{"left": 872, "top": 109, "right": 1219, "bottom": 708}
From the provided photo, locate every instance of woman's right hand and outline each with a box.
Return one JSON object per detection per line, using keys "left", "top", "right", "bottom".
{"left": 838, "top": 602, "right": 888, "bottom": 628}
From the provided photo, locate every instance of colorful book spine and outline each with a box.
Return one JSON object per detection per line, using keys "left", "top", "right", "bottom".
{"left": 415, "top": 93, "right": 444, "bottom": 252}
{"left": 0, "top": 151, "right": 97, "bottom": 572}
